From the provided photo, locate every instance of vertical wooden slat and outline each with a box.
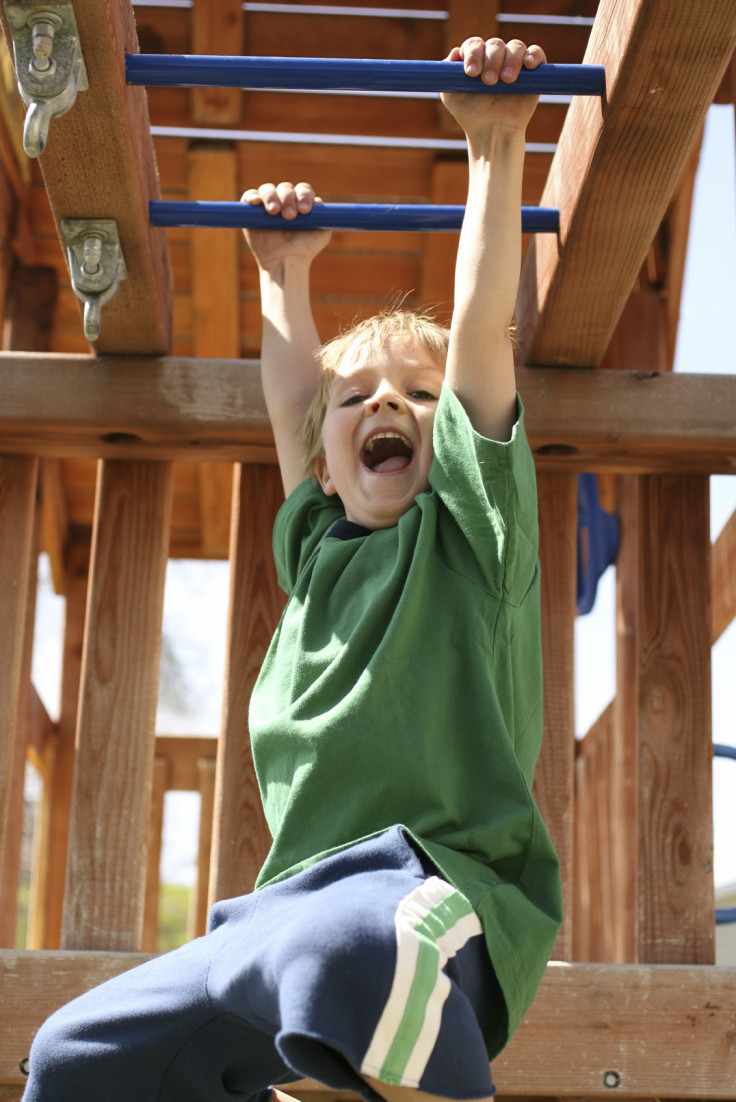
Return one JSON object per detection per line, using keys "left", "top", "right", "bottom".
{"left": 188, "top": 756, "right": 216, "bottom": 940}
{"left": 190, "top": 144, "right": 240, "bottom": 557}
{"left": 61, "top": 460, "right": 173, "bottom": 952}
{"left": 614, "top": 474, "right": 714, "bottom": 966}
{"left": 141, "top": 756, "right": 168, "bottom": 953}
{"left": 0, "top": 457, "right": 38, "bottom": 946}
{"left": 535, "top": 470, "right": 577, "bottom": 961}
{"left": 35, "top": 546, "right": 88, "bottom": 949}
{"left": 191, "top": 0, "right": 243, "bottom": 126}
{"left": 209, "top": 464, "right": 284, "bottom": 904}
{"left": 636, "top": 475, "right": 714, "bottom": 964}
{"left": 712, "top": 506, "right": 736, "bottom": 644}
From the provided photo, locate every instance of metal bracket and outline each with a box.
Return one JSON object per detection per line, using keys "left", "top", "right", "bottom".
{"left": 61, "top": 219, "right": 127, "bottom": 342}
{"left": 4, "top": 0, "right": 88, "bottom": 157}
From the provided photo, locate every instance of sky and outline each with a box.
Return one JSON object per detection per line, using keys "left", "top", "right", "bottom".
{"left": 30, "top": 105, "right": 736, "bottom": 896}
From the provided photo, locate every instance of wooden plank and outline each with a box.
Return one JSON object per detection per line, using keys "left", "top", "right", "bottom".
{"left": 535, "top": 473, "right": 577, "bottom": 960}
{"left": 33, "top": 546, "right": 88, "bottom": 949}
{"left": 208, "top": 464, "right": 282, "bottom": 904}
{"left": 712, "top": 507, "right": 736, "bottom": 644}
{"left": 574, "top": 703, "right": 616, "bottom": 963}
{"left": 153, "top": 735, "right": 217, "bottom": 791}
{"left": 635, "top": 475, "right": 714, "bottom": 964}
{"left": 191, "top": 0, "right": 243, "bottom": 126}
{"left": 189, "top": 143, "right": 239, "bottom": 557}
{"left": 0, "top": 481, "right": 38, "bottom": 948}
{"left": 188, "top": 756, "right": 216, "bottom": 940}
{"left": 1, "top": 953, "right": 735, "bottom": 1096}
{"left": 0, "top": 456, "right": 38, "bottom": 944}
{"left": 2, "top": 355, "right": 735, "bottom": 473}
{"left": 515, "top": 0, "right": 736, "bottom": 367}
{"left": 141, "top": 757, "right": 168, "bottom": 954}
{"left": 0, "top": 0, "right": 173, "bottom": 354}
{"left": 61, "top": 460, "right": 173, "bottom": 952}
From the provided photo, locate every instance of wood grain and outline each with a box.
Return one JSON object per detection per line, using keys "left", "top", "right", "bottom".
{"left": 1, "top": 952, "right": 734, "bottom": 1097}
{"left": 516, "top": 0, "right": 736, "bottom": 367}
{"left": 1, "top": 355, "right": 735, "bottom": 473}
{"left": 208, "top": 464, "right": 283, "bottom": 904}
{"left": 61, "top": 460, "right": 173, "bottom": 951}
{"left": 535, "top": 472, "right": 577, "bottom": 961}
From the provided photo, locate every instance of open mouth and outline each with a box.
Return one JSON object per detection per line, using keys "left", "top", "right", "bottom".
{"left": 362, "top": 431, "right": 414, "bottom": 473}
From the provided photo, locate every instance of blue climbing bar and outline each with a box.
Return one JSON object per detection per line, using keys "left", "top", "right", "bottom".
{"left": 126, "top": 55, "right": 605, "bottom": 97}
{"left": 149, "top": 200, "right": 560, "bottom": 235}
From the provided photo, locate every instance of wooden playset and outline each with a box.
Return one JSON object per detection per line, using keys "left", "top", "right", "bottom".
{"left": 1, "top": 1, "right": 736, "bottom": 1098}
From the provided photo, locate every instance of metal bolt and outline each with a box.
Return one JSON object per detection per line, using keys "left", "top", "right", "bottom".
{"left": 82, "top": 235, "right": 103, "bottom": 276}
{"left": 30, "top": 18, "right": 58, "bottom": 75}
{"left": 603, "top": 1071, "right": 621, "bottom": 1090}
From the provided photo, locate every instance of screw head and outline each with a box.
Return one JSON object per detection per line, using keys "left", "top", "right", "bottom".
{"left": 603, "top": 1070, "right": 620, "bottom": 1089}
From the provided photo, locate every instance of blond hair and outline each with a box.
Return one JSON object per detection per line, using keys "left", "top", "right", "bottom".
{"left": 301, "top": 309, "right": 450, "bottom": 481}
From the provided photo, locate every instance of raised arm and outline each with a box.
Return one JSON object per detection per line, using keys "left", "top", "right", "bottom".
{"left": 241, "top": 181, "right": 331, "bottom": 497}
{"left": 441, "top": 37, "right": 546, "bottom": 442}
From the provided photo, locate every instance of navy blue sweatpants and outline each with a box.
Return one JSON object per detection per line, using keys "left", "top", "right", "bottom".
{"left": 23, "top": 828, "right": 499, "bottom": 1102}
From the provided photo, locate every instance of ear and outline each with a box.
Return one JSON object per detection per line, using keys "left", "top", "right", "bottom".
{"left": 315, "top": 455, "right": 337, "bottom": 497}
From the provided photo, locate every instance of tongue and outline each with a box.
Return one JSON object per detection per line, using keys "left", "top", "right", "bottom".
{"left": 373, "top": 455, "right": 410, "bottom": 473}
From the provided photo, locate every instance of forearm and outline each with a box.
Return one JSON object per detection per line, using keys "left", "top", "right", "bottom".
{"left": 257, "top": 254, "right": 323, "bottom": 496}
{"left": 446, "top": 129, "right": 526, "bottom": 439}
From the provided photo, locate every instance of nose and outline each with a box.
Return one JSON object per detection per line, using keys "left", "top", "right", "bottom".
{"left": 368, "top": 381, "right": 405, "bottom": 413}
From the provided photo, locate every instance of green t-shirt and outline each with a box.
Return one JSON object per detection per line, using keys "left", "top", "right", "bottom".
{"left": 249, "top": 384, "right": 562, "bottom": 1059}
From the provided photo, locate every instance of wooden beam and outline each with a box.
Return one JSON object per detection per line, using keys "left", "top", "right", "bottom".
{"left": 189, "top": 143, "right": 239, "bottom": 557}
{"left": 712, "top": 507, "right": 736, "bottom": 644}
{"left": 1, "top": 355, "right": 735, "bottom": 473}
{"left": 515, "top": 0, "right": 736, "bottom": 367}
{"left": 208, "top": 464, "right": 282, "bottom": 904}
{"left": 0, "top": 1, "right": 173, "bottom": 354}
{"left": 615, "top": 475, "right": 715, "bottom": 967}
{"left": 1, "top": 953, "right": 735, "bottom": 1097}
{"left": 33, "top": 546, "right": 88, "bottom": 949}
{"left": 535, "top": 473, "right": 577, "bottom": 961}
{"left": 61, "top": 460, "right": 173, "bottom": 952}
{"left": 191, "top": 0, "right": 243, "bottom": 126}
{"left": 0, "top": 456, "right": 37, "bottom": 945}
{"left": 153, "top": 735, "right": 217, "bottom": 791}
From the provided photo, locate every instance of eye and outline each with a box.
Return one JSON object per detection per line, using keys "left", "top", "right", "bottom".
{"left": 409, "top": 389, "right": 437, "bottom": 400}
{"left": 340, "top": 394, "right": 364, "bottom": 407}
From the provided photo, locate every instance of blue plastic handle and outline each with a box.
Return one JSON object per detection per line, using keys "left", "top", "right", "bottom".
{"left": 149, "top": 200, "right": 559, "bottom": 235}
{"left": 576, "top": 473, "right": 619, "bottom": 616}
{"left": 126, "top": 54, "right": 605, "bottom": 96}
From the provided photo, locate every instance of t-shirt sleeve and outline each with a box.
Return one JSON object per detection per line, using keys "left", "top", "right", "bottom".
{"left": 429, "top": 383, "right": 539, "bottom": 604}
{"left": 272, "top": 478, "right": 345, "bottom": 594}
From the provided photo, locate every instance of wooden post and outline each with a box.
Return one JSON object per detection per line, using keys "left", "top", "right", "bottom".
{"left": 535, "top": 470, "right": 577, "bottom": 960}
{"left": 61, "top": 460, "right": 173, "bottom": 951}
{"left": 0, "top": 458, "right": 38, "bottom": 947}
{"left": 188, "top": 756, "right": 216, "bottom": 940}
{"left": 614, "top": 475, "right": 714, "bottom": 965}
{"left": 142, "top": 756, "right": 169, "bottom": 953}
{"left": 34, "top": 547, "right": 88, "bottom": 949}
{"left": 189, "top": 144, "right": 240, "bottom": 558}
{"left": 209, "top": 464, "right": 284, "bottom": 904}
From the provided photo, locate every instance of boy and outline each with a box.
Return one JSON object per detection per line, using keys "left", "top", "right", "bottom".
{"left": 23, "top": 35, "right": 561, "bottom": 1102}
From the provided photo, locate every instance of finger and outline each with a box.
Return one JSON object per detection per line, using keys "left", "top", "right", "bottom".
{"left": 443, "top": 45, "right": 463, "bottom": 63}
{"left": 256, "top": 182, "right": 281, "bottom": 214}
{"left": 294, "top": 181, "right": 317, "bottom": 213}
{"left": 276, "top": 181, "right": 299, "bottom": 219}
{"left": 497, "top": 39, "right": 527, "bottom": 84}
{"left": 477, "top": 37, "right": 506, "bottom": 85}
{"left": 523, "top": 43, "right": 546, "bottom": 68}
{"left": 459, "top": 36, "right": 488, "bottom": 79}
{"left": 240, "top": 187, "right": 265, "bottom": 207}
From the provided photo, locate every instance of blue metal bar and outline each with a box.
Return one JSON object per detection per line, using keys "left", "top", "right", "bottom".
{"left": 149, "top": 200, "right": 559, "bottom": 234}
{"left": 126, "top": 54, "right": 605, "bottom": 96}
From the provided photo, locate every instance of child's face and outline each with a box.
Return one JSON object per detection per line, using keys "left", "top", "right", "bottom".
{"left": 316, "top": 337, "right": 445, "bottom": 529}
